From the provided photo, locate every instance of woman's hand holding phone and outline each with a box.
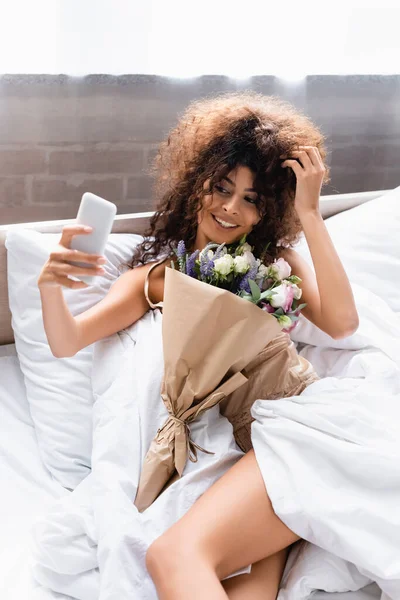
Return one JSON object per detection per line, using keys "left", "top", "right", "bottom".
{"left": 37, "top": 225, "right": 107, "bottom": 290}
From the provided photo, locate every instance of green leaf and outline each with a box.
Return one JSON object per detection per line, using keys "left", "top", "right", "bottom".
{"left": 296, "top": 303, "right": 308, "bottom": 310}
{"left": 263, "top": 241, "right": 272, "bottom": 254}
{"left": 249, "top": 279, "right": 261, "bottom": 302}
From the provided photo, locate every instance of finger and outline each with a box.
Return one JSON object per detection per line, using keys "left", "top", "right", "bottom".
{"left": 51, "top": 262, "right": 105, "bottom": 277}
{"left": 281, "top": 159, "right": 303, "bottom": 178}
{"left": 50, "top": 248, "right": 106, "bottom": 265}
{"left": 66, "top": 249, "right": 106, "bottom": 264}
{"left": 53, "top": 274, "right": 90, "bottom": 289}
{"left": 297, "top": 146, "right": 322, "bottom": 168}
{"left": 299, "top": 146, "right": 326, "bottom": 172}
{"left": 309, "top": 146, "right": 325, "bottom": 169}
{"left": 279, "top": 146, "right": 301, "bottom": 160}
{"left": 289, "top": 150, "right": 313, "bottom": 169}
{"left": 280, "top": 157, "right": 304, "bottom": 170}
{"left": 59, "top": 225, "right": 93, "bottom": 249}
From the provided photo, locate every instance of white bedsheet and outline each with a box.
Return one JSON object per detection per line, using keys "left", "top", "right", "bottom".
{"left": 0, "top": 345, "right": 67, "bottom": 599}
{"left": 0, "top": 315, "right": 393, "bottom": 600}
{"left": 27, "top": 295, "right": 398, "bottom": 599}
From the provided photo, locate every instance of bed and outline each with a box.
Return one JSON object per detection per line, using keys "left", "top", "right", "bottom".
{"left": 0, "top": 188, "right": 396, "bottom": 600}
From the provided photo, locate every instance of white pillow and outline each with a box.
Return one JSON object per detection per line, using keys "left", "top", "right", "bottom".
{"left": 5, "top": 229, "right": 144, "bottom": 489}
{"left": 290, "top": 184, "right": 400, "bottom": 349}
{"left": 291, "top": 282, "right": 400, "bottom": 355}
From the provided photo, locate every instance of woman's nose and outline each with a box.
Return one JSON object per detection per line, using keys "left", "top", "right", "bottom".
{"left": 222, "top": 195, "right": 240, "bottom": 214}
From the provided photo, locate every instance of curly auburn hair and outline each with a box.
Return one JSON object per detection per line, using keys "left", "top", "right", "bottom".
{"left": 123, "top": 90, "right": 330, "bottom": 270}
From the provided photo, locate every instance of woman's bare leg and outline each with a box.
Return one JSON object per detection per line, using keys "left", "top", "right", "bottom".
{"left": 146, "top": 449, "right": 300, "bottom": 599}
{"left": 222, "top": 548, "right": 290, "bottom": 600}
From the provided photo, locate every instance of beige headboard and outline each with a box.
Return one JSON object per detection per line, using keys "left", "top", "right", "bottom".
{"left": 0, "top": 190, "right": 389, "bottom": 346}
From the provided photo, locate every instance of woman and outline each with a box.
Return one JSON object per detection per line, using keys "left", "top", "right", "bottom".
{"left": 38, "top": 91, "right": 359, "bottom": 599}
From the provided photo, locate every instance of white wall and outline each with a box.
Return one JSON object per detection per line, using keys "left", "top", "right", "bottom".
{"left": 0, "top": 0, "right": 399, "bottom": 77}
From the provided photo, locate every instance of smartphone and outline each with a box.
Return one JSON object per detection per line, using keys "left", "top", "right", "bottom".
{"left": 69, "top": 192, "right": 117, "bottom": 285}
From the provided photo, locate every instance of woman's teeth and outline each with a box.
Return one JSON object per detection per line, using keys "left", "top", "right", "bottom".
{"left": 212, "top": 214, "right": 238, "bottom": 229}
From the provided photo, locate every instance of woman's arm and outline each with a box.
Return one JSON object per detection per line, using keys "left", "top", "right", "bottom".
{"left": 39, "top": 266, "right": 150, "bottom": 357}
{"left": 280, "top": 145, "right": 359, "bottom": 340}
{"left": 280, "top": 213, "right": 359, "bottom": 339}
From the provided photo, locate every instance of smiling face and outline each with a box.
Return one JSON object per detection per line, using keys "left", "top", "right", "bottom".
{"left": 194, "top": 165, "right": 262, "bottom": 251}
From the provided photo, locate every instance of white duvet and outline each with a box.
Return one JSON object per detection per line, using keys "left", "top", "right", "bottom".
{"left": 31, "top": 285, "right": 400, "bottom": 600}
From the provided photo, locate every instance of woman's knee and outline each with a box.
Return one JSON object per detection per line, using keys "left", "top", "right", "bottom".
{"left": 146, "top": 533, "right": 184, "bottom": 578}
{"left": 146, "top": 536, "right": 168, "bottom": 578}
{"left": 146, "top": 531, "right": 211, "bottom": 580}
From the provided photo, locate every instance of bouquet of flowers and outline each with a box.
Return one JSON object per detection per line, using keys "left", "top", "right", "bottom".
{"left": 134, "top": 236, "right": 308, "bottom": 513}
{"left": 171, "top": 234, "right": 307, "bottom": 334}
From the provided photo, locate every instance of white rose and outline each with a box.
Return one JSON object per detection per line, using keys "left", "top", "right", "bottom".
{"left": 256, "top": 264, "right": 269, "bottom": 280}
{"left": 241, "top": 242, "right": 252, "bottom": 254}
{"left": 214, "top": 254, "right": 234, "bottom": 276}
{"left": 233, "top": 255, "right": 250, "bottom": 274}
{"left": 270, "top": 284, "right": 286, "bottom": 308}
{"left": 269, "top": 257, "right": 291, "bottom": 281}
{"left": 269, "top": 283, "right": 293, "bottom": 311}
{"left": 291, "top": 283, "right": 302, "bottom": 300}
{"left": 243, "top": 250, "right": 256, "bottom": 267}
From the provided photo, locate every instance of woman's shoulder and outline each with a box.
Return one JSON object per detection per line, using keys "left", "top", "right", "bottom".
{"left": 276, "top": 246, "right": 303, "bottom": 269}
{"left": 276, "top": 245, "right": 295, "bottom": 259}
{"left": 136, "top": 255, "right": 175, "bottom": 280}
{"left": 135, "top": 256, "right": 175, "bottom": 306}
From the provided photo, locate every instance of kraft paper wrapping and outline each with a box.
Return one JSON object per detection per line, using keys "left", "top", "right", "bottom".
{"left": 219, "top": 333, "right": 320, "bottom": 453}
{"left": 134, "top": 267, "right": 281, "bottom": 513}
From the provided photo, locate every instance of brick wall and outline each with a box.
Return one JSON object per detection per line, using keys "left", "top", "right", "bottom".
{"left": 0, "top": 74, "right": 399, "bottom": 225}
{"left": 0, "top": 143, "right": 157, "bottom": 221}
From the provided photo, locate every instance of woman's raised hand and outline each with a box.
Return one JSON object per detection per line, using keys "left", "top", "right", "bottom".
{"left": 280, "top": 145, "right": 325, "bottom": 217}
{"left": 37, "top": 224, "right": 107, "bottom": 290}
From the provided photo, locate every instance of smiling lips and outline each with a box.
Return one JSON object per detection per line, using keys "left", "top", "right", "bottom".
{"left": 212, "top": 214, "right": 239, "bottom": 229}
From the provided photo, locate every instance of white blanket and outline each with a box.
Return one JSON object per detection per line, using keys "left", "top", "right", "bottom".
{"left": 31, "top": 291, "right": 400, "bottom": 599}
{"left": 31, "top": 309, "right": 251, "bottom": 599}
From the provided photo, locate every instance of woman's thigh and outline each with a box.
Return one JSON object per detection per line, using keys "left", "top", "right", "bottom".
{"left": 150, "top": 449, "right": 300, "bottom": 581}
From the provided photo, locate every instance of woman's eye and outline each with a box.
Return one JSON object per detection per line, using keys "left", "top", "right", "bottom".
{"left": 215, "top": 185, "right": 258, "bottom": 205}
